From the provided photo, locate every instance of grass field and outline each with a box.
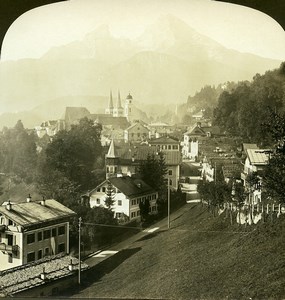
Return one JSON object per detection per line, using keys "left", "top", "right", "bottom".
{"left": 70, "top": 203, "right": 285, "bottom": 299}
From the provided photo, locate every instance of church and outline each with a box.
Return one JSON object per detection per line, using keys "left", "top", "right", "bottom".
{"left": 105, "top": 91, "right": 133, "bottom": 122}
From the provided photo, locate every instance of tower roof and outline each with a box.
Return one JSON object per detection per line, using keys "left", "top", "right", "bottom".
{"left": 108, "top": 90, "right": 114, "bottom": 109}
{"left": 106, "top": 139, "right": 118, "bottom": 158}
{"left": 126, "top": 93, "right": 133, "bottom": 100}
{"left": 117, "top": 90, "right": 123, "bottom": 109}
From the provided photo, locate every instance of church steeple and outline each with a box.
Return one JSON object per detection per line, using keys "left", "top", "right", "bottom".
{"left": 117, "top": 90, "right": 122, "bottom": 109}
{"left": 105, "top": 90, "right": 114, "bottom": 115}
{"left": 105, "top": 139, "right": 119, "bottom": 179}
{"left": 113, "top": 89, "right": 124, "bottom": 117}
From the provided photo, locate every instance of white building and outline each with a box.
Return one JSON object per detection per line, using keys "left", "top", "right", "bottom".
{"left": 241, "top": 148, "right": 270, "bottom": 204}
{"left": 89, "top": 176, "right": 158, "bottom": 222}
{"left": 0, "top": 198, "right": 76, "bottom": 271}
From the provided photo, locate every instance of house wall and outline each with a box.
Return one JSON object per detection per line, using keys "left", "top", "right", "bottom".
{"left": 0, "top": 217, "right": 70, "bottom": 271}
{"left": 89, "top": 183, "right": 158, "bottom": 221}
{"left": 124, "top": 124, "right": 149, "bottom": 142}
{"left": 23, "top": 222, "right": 69, "bottom": 265}
{"left": 167, "top": 165, "right": 180, "bottom": 190}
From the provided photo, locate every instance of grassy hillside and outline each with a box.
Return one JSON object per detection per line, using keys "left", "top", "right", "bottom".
{"left": 71, "top": 204, "right": 285, "bottom": 299}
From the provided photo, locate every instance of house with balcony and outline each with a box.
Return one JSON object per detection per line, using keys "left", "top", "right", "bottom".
{"left": 241, "top": 147, "right": 270, "bottom": 204}
{"left": 89, "top": 176, "right": 158, "bottom": 223}
{"left": 0, "top": 197, "right": 76, "bottom": 271}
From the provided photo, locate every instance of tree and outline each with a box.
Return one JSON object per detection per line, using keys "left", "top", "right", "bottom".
{"left": 261, "top": 110, "right": 285, "bottom": 204}
{"left": 105, "top": 180, "right": 115, "bottom": 210}
{"left": 0, "top": 120, "right": 38, "bottom": 183}
{"left": 139, "top": 152, "right": 168, "bottom": 216}
{"left": 44, "top": 118, "right": 103, "bottom": 192}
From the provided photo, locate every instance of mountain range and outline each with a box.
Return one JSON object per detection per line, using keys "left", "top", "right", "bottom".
{"left": 0, "top": 14, "right": 281, "bottom": 128}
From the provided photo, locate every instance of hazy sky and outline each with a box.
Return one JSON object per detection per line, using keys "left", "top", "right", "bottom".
{"left": 2, "top": 0, "right": 285, "bottom": 61}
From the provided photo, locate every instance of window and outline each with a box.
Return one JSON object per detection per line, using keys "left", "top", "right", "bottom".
{"left": 96, "top": 199, "right": 100, "bottom": 205}
{"left": 44, "top": 247, "right": 49, "bottom": 256}
{"left": 102, "top": 187, "right": 106, "bottom": 192}
{"left": 168, "top": 170, "right": 173, "bottom": 176}
{"left": 6, "top": 234, "right": 13, "bottom": 246}
{"left": 116, "top": 213, "right": 122, "bottom": 218}
{"left": 27, "top": 233, "right": 35, "bottom": 244}
{"left": 97, "top": 188, "right": 100, "bottom": 192}
{"left": 8, "top": 253, "right": 12, "bottom": 263}
{"left": 52, "top": 228, "right": 57, "bottom": 237}
{"left": 58, "top": 226, "right": 65, "bottom": 235}
{"left": 106, "top": 167, "right": 109, "bottom": 173}
{"left": 168, "top": 145, "right": 171, "bottom": 150}
{"left": 27, "top": 252, "right": 35, "bottom": 263}
{"left": 169, "top": 179, "right": 173, "bottom": 186}
{"left": 58, "top": 243, "right": 65, "bottom": 253}
{"left": 44, "top": 230, "right": 51, "bottom": 239}
{"left": 173, "top": 145, "right": 178, "bottom": 150}
{"left": 38, "top": 249, "right": 42, "bottom": 259}
{"left": 38, "top": 232, "right": 42, "bottom": 241}
{"left": 137, "top": 211, "right": 140, "bottom": 216}
{"left": 131, "top": 212, "right": 136, "bottom": 218}
{"left": 118, "top": 200, "right": 122, "bottom": 206}
{"left": 8, "top": 219, "right": 13, "bottom": 226}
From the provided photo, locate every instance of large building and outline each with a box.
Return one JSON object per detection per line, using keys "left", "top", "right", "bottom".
{"left": 105, "top": 91, "right": 134, "bottom": 122}
{"left": 105, "top": 137, "right": 182, "bottom": 190}
{"left": 0, "top": 197, "right": 76, "bottom": 271}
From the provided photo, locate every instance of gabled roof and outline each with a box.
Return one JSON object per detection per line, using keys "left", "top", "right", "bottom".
{"left": 126, "top": 121, "right": 150, "bottom": 131}
{"left": 184, "top": 124, "right": 206, "bottom": 136}
{"left": 113, "top": 144, "right": 181, "bottom": 166}
{"left": 246, "top": 149, "right": 269, "bottom": 165}
{"left": 91, "top": 114, "right": 129, "bottom": 129}
{"left": 64, "top": 107, "right": 91, "bottom": 124}
{"left": 149, "top": 136, "right": 179, "bottom": 145}
{"left": 0, "top": 200, "right": 76, "bottom": 228}
{"left": 243, "top": 143, "right": 258, "bottom": 151}
{"left": 91, "top": 176, "right": 156, "bottom": 198}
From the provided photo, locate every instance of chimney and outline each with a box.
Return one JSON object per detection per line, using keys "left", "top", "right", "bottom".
{"left": 26, "top": 194, "right": 32, "bottom": 203}
{"left": 40, "top": 267, "right": 47, "bottom": 280}
{"left": 41, "top": 196, "right": 46, "bottom": 206}
{"left": 6, "top": 200, "right": 12, "bottom": 211}
{"left": 68, "top": 259, "right": 74, "bottom": 271}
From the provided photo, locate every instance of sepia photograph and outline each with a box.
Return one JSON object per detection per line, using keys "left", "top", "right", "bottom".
{"left": 0, "top": 0, "right": 285, "bottom": 298}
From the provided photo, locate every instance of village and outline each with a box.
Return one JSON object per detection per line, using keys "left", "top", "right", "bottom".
{"left": 0, "top": 84, "right": 282, "bottom": 297}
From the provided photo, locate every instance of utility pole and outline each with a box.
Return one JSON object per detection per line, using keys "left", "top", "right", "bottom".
{"left": 168, "top": 177, "right": 170, "bottom": 229}
{"left": 78, "top": 217, "right": 82, "bottom": 285}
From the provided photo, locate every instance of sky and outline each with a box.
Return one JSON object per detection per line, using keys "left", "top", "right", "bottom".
{"left": 1, "top": 0, "right": 285, "bottom": 61}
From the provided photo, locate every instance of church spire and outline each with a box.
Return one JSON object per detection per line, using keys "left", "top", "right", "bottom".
{"left": 109, "top": 90, "right": 114, "bottom": 109}
{"left": 106, "top": 139, "right": 117, "bottom": 158}
{"left": 117, "top": 90, "right": 122, "bottom": 109}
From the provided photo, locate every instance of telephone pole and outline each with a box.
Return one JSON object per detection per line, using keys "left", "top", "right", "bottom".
{"left": 168, "top": 177, "right": 170, "bottom": 229}
{"left": 78, "top": 217, "right": 82, "bottom": 285}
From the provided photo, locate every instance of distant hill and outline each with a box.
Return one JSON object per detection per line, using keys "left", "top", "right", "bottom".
{"left": 0, "top": 14, "right": 281, "bottom": 127}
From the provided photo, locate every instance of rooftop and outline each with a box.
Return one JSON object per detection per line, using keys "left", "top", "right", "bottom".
{"left": 0, "top": 254, "right": 88, "bottom": 297}
{"left": 149, "top": 136, "right": 179, "bottom": 145}
{"left": 92, "top": 177, "right": 156, "bottom": 198}
{"left": 246, "top": 149, "right": 269, "bottom": 165}
{"left": 0, "top": 199, "right": 76, "bottom": 228}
